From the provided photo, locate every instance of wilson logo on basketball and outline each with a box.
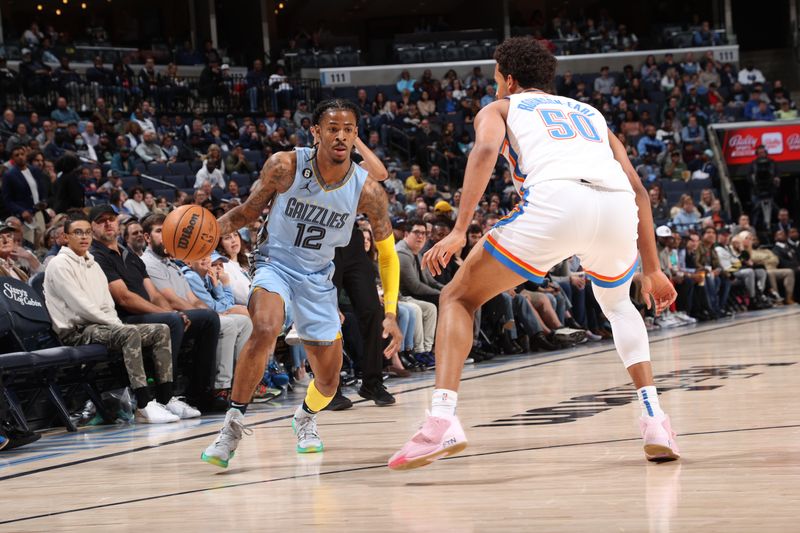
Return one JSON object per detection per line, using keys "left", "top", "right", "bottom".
{"left": 787, "top": 133, "right": 800, "bottom": 151}
{"left": 178, "top": 213, "right": 200, "bottom": 249}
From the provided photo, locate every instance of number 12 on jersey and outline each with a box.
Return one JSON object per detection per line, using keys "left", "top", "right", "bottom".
{"left": 537, "top": 109, "right": 602, "bottom": 142}
{"left": 294, "top": 223, "right": 326, "bottom": 250}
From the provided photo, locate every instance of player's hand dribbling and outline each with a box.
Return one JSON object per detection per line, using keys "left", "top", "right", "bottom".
{"left": 381, "top": 314, "right": 403, "bottom": 359}
{"left": 422, "top": 232, "right": 466, "bottom": 276}
{"left": 640, "top": 270, "right": 677, "bottom": 315}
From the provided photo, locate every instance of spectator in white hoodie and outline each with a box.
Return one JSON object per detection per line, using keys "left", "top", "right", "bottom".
{"left": 44, "top": 215, "right": 200, "bottom": 423}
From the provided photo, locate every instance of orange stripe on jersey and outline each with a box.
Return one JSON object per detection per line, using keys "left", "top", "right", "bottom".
{"left": 485, "top": 234, "right": 547, "bottom": 277}
{"left": 585, "top": 258, "right": 638, "bottom": 283}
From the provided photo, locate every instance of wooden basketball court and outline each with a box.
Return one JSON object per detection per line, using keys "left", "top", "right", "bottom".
{"left": 2, "top": 308, "right": 799, "bottom": 531}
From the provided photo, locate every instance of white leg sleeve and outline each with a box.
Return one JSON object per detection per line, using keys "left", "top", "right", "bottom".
{"left": 592, "top": 278, "right": 651, "bottom": 368}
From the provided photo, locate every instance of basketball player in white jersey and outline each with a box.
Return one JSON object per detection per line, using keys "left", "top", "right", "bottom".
{"left": 389, "top": 37, "right": 680, "bottom": 470}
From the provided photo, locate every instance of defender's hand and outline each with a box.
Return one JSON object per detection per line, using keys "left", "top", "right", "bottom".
{"left": 421, "top": 232, "right": 466, "bottom": 276}
{"left": 382, "top": 313, "right": 403, "bottom": 359}
{"left": 640, "top": 270, "right": 678, "bottom": 315}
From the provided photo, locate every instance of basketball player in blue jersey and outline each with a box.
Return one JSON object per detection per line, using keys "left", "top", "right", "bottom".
{"left": 389, "top": 37, "right": 681, "bottom": 470}
{"left": 202, "top": 99, "right": 403, "bottom": 468}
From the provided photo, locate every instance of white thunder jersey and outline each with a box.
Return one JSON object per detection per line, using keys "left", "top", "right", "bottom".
{"left": 501, "top": 91, "right": 633, "bottom": 194}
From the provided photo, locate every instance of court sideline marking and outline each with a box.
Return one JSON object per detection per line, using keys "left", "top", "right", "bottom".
{"left": 1, "top": 422, "right": 798, "bottom": 526}
{"left": 0, "top": 309, "right": 796, "bottom": 484}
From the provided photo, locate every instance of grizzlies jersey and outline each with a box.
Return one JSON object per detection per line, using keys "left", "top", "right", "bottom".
{"left": 501, "top": 91, "right": 633, "bottom": 194}
{"left": 254, "top": 147, "right": 367, "bottom": 274}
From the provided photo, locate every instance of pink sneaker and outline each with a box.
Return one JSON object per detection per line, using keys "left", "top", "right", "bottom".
{"left": 640, "top": 414, "right": 680, "bottom": 462}
{"left": 388, "top": 412, "right": 468, "bottom": 471}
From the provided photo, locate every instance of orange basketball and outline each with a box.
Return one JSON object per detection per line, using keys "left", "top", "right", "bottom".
{"left": 162, "top": 205, "right": 219, "bottom": 262}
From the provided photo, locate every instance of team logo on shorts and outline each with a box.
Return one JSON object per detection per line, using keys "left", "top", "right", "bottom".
{"left": 302, "top": 168, "right": 313, "bottom": 179}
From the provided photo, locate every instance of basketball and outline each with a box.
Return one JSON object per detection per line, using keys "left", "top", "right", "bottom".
{"left": 162, "top": 205, "right": 219, "bottom": 262}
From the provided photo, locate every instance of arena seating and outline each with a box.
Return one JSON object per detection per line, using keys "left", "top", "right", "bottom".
{"left": 0, "top": 276, "right": 113, "bottom": 432}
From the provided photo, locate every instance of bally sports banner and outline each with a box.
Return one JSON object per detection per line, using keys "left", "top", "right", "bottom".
{"left": 720, "top": 121, "right": 800, "bottom": 165}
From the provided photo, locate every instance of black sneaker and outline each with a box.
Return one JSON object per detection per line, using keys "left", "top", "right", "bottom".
{"left": 324, "top": 390, "right": 353, "bottom": 411}
{"left": 0, "top": 424, "right": 41, "bottom": 451}
{"left": 532, "top": 331, "right": 558, "bottom": 351}
{"left": 358, "top": 382, "right": 396, "bottom": 406}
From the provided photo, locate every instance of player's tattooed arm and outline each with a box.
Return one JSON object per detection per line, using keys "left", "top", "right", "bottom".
{"left": 217, "top": 151, "right": 296, "bottom": 235}
{"left": 354, "top": 137, "right": 388, "bottom": 182}
{"left": 357, "top": 178, "right": 392, "bottom": 240}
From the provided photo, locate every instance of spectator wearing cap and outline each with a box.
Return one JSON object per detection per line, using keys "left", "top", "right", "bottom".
{"left": 111, "top": 146, "right": 139, "bottom": 177}
{"left": 434, "top": 200, "right": 453, "bottom": 220}
{"left": 662, "top": 150, "right": 688, "bottom": 180}
{"left": 383, "top": 166, "right": 405, "bottom": 199}
{"left": 90, "top": 207, "right": 220, "bottom": 408}
{"left": 656, "top": 225, "right": 696, "bottom": 315}
{"left": 293, "top": 100, "right": 313, "bottom": 128}
{"left": 98, "top": 170, "right": 123, "bottom": 195}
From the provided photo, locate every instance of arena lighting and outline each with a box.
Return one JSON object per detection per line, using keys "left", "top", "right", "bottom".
{"left": 56, "top": 8, "right": 62, "bottom": 14}
{"left": 81, "top": 2, "right": 87, "bottom": 7}
{"left": 274, "top": 8, "right": 278, "bottom": 13}
{"left": 37, "top": 4, "right": 43, "bottom": 10}
{"left": 63, "top": 0, "right": 68, "bottom": 4}
{"left": 279, "top": 2, "right": 284, "bottom": 7}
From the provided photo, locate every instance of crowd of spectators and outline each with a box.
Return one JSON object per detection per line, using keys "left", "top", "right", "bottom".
{"left": 1, "top": 45, "right": 799, "bottom": 449}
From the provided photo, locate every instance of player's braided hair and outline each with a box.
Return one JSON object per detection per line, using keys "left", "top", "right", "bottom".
{"left": 493, "top": 37, "right": 557, "bottom": 92}
{"left": 312, "top": 98, "right": 360, "bottom": 126}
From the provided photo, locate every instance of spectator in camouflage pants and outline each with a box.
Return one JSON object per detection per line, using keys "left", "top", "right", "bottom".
{"left": 43, "top": 216, "right": 200, "bottom": 423}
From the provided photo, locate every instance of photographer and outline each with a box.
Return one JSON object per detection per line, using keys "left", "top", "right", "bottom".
{"left": 748, "top": 145, "right": 780, "bottom": 231}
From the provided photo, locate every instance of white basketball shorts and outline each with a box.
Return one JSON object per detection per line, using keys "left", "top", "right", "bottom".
{"left": 484, "top": 179, "right": 640, "bottom": 288}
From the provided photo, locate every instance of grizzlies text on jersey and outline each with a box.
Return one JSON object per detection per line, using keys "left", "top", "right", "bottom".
{"left": 254, "top": 146, "right": 368, "bottom": 275}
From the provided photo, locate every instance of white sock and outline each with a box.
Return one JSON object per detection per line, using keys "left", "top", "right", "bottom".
{"left": 637, "top": 386, "right": 664, "bottom": 418}
{"left": 431, "top": 389, "right": 458, "bottom": 417}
